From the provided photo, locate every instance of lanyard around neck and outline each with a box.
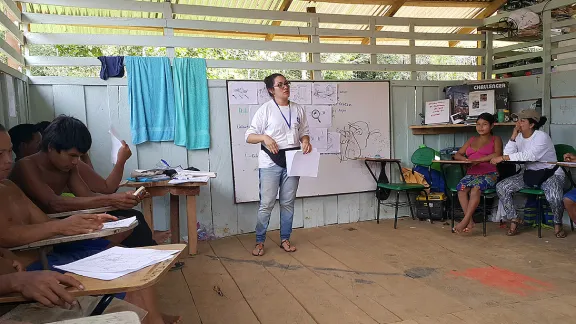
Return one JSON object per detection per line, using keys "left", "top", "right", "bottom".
{"left": 274, "top": 100, "right": 291, "bottom": 129}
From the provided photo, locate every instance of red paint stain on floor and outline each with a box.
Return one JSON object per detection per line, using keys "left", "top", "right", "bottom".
{"left": 450, "top": 266, "right": 553, "bottom": 296}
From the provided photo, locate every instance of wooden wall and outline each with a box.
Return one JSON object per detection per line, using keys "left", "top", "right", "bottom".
{"left": 0, "top": 72, "right": 29, "bottom": 128}
{"left": 25, "top": 71, "right": 576, "bottom": 238}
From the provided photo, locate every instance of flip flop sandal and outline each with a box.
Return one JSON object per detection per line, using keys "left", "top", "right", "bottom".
{"left": 170, "top": 261, "right": 185, "bottom": 271}
{"left": 507, "top": 219, "right": 523, "bottom": 236}
{"left": 280, "top": 240, "right": 296, "bottom": 252}
{"left": 555, "top": 229, "right": 567, "bottom": 238}
{"left": 252, "top": 243, "right": 264, "bottom": 256}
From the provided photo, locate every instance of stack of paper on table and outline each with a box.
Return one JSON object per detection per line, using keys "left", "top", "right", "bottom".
{"left": 168, "top": 176, "right": 210, "bottom": 184}
{"left": 54, "top": 247, "right": 180, "bottom": 280}
{"left": 101, "top": 216, "right": 137, "bottom": 230}
{"left": 173, "top": 168, "right": 217, "bottom": 178}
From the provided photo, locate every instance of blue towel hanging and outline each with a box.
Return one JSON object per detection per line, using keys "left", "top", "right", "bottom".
{"left": 173, "top": 58, "right": 210, "bottom": 150}
{"left": 124, "top": 56, "right": 175, "bottom": 145}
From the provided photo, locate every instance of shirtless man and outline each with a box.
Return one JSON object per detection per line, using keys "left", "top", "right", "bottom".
{"left": 34, "top": 120, "right": 132, "bottom": 195}
{"left": 10, "top": 116, "right": 162, "bottom": 247}
{"left": 8, "top": 123, "right": 42, "bottom": 161}
{"left": 0, "top": 125, "right": 180, "bottom": 324}
{"left": 12, "top": 119, "right": 170, "bottom": 244}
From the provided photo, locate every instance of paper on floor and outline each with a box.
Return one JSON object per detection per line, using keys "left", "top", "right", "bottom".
{"left": 55, "top": 247, "right": 179, "bottom": 280}
{"left": 101, "top": 216, "right": 137, "bottom": 230}
{"left": 286, "top": 149, "right": 320, "bottom": 177}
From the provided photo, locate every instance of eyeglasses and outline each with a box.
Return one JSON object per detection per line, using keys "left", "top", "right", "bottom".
{"left": 274, "top": 81, "right": 291, "bottom": 88}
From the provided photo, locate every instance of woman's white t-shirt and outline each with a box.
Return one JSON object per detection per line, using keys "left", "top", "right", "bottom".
{"left": 504, "top": 130, "right": 563, "bottom": 176}
{"left": 245, "top": 100, "right": 310, "bottom": 168}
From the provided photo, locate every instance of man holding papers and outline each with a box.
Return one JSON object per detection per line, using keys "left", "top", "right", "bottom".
{"left": 0, "top": 124, "right": 181, "bottom": 324}
{"left": 245, "top": 73, "right": 312, "bottom": 256}
{"left": 10, "top": 116, "right": 162, "bottom": 248}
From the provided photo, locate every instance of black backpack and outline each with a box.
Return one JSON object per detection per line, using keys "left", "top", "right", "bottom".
{"left": 375, "top": 163, "right": 391, "bottom": 200}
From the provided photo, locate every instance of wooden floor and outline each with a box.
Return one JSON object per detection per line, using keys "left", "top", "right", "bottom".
{"left": 156, "top": 219, "right": 576, "bottom": 324}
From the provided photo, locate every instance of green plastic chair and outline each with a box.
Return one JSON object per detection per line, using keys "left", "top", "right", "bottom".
{"left": 377, "top": 147, "right": 435, "bottom": 229}
{"left": 515, "top": 144, "right": 576, "bottom": 238}
{"left": 442, "top": 164, "right": 495, "bottom": 237}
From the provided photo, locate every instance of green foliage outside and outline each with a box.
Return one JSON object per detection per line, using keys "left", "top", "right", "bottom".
{"left": 28, "top": 44, "right": 478, "bottom": 81}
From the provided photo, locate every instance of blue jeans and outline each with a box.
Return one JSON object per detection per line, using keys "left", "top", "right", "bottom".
{"left": 256, "top": 165, "right": 300, "bottom": 243}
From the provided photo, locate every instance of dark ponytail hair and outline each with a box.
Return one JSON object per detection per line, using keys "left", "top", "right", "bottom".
{"left": 528, "top": 116, "right": 547, "bottom": 130}
{"left": 264, "top": 73, "right": 284, "bottom": 98}
{"left": 477, "top": 112, "right": 496, "bottom": 125}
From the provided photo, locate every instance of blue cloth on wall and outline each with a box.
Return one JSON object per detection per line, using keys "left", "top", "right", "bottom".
{"left": 124, "top": 56, "right": 175, "bottom": 144}
{"left": 173, "top": 58, "right": 210, "bottom": 150}
{"left": 97, "top": 56, "right": 124, "bottom": 80}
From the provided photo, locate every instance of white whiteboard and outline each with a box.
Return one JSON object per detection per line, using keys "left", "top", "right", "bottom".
{"left": 227, "top": 80, "right": 391, "bottom": 203}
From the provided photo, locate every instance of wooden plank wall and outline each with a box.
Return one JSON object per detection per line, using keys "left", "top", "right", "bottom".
{"left": 0, "top": 72, "right": 29, "bottom": 129}
{"left": 25, "top": 71, "right": 576, "bottom": 238}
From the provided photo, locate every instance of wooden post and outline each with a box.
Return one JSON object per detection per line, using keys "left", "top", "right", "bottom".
{"left": 163, "top": 0, "right": 175, "bottom": 61}
{"left": 170, "top": 194, "right": 180, "bottom": 244}
{"left": 542, "top": 9, "right": 552, "bottom": 134}
{"left": 3, "top": 5, "right": 21, "bottom": 70}
{"left": 484, "top": 31, "right": 493, "bottom": 80}
{"left": 307, "top": 6, "right": 321, "bottom": 80}
{"left": 186, "top": 195, "right": 198, "bottom": 255}
{"left": 369, "top": 18, "right": 377, "bottom": 65}
{"left": 409, "top": 24, "right": 416, "bottom": 80}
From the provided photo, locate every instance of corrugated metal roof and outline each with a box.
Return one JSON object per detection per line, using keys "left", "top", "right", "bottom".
{"left": 23, "top": 0, "right": 490, "bottom": 44}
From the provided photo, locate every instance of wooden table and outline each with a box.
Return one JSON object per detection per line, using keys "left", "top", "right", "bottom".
{"left": 11, "top": 222, "right": 138, "bottom": 270}
{"left": 0, "top": 244, "right": 186, "bottom": 304}
{"left": 552, "top": 162, "right": 576, "bottom": 168}
{"left": 48, "top": 311, "right": 140, "bottom": 324}
{"left": 48, "top": 207, "right": 117, "bottom": 219}
{"left": 356, "top": 158, "right": 402, "bottom": 184}
{"left": 122, "top": 181, "right": 206, "bottom": 255}
{"left": 436, "top": 160, "right": 472, "bottom": 164}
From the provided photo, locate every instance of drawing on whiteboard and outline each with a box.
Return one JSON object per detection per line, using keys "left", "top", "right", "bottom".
{"left": 289, "top": 82, "right": 312, "bottom": 105}
{"left": 312, "top": 83, "right": 338, "bottom": 105}
{"left": 257, "top": 86, "right": 271, "bottom": 104}
{"left": 318, "top": 132, "right": 341, "bottom": 154}
{"left": 309, "top": 128, "right": 328, "bottom": 149}
{"left": 338, "top": 121, "right": 381, "bottom": 161}
{"left": 305, "top": 105, "right": 332, "bottom": 128}
{"left": 311, "top": 109, "right": 321, "bottom": 122}
{"left": 228, "top": 81, "right": 258, "bottom": 105}
{"left": 232, "top": 88, "right": 249, "bottom": 100}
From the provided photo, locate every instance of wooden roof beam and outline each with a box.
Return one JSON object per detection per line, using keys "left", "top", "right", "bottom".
{"left": 448, "top": 0, "right": 507, "bottom": 47}
{"left": 361, "top": 0, "right": 407, "bottom": 45}
{"left": 314, "top": 0, "right": 491, "bottom": 7}
{"left": 265, "top": 0, "right": 292, "bottom": 41}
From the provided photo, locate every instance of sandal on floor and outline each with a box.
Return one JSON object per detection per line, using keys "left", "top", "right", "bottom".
{"left": 170, "top": 261, "right": 185, "bottom": 271}
{"left": 280, "top": 240, "right": 297, "bottom": 252}
{"left": 507, "top": 219, "right": 523, "bottom": 236}
{"left": 252, "top": 243, "right": 265, "bottom": 256}
{"left": 555, "top": 228, "right": 567, "bottom": 238}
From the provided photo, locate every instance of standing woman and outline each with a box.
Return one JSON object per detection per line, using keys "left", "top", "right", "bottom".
{"left": 245, "top": 74, "right": 312, "bottom": 256}
{"left": 490, "top": 110, "right": 565, "bottom": 237}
